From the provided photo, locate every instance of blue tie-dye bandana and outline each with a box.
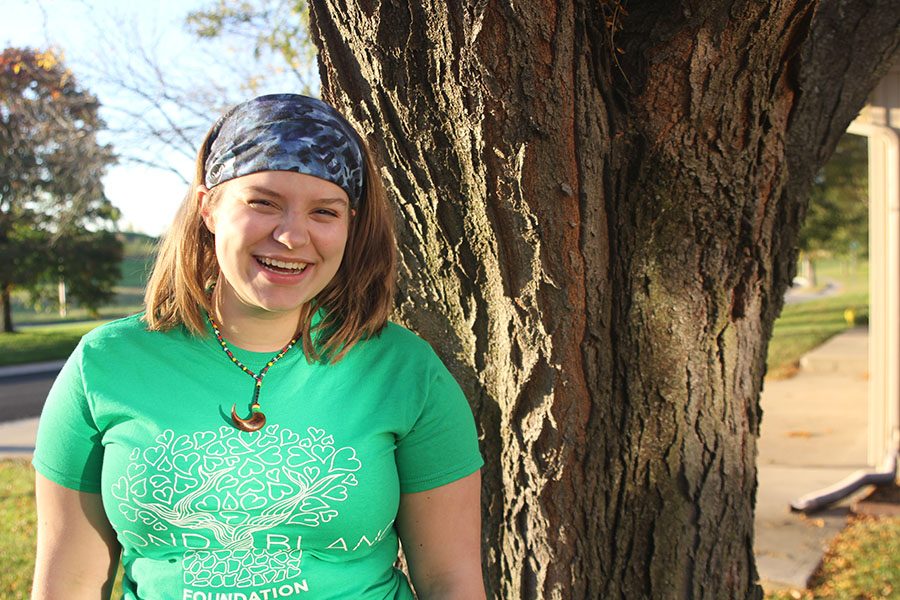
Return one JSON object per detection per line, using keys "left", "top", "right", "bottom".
{"left": 204, "top": 94, "right": 366, "bottom": 207}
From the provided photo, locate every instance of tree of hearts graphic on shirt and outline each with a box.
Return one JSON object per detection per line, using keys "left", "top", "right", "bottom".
{"left": 112, "top": 424, "right": 361, "bottom": 550}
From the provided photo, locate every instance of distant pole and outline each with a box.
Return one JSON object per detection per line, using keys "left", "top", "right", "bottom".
{"left": 58, "top": 278, "right": 67, "bottom": 317}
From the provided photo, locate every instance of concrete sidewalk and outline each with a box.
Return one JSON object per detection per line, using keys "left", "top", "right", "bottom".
{"left": 0, "top": 361, "right": 63, "bottom": 459}
{"left": 0, "top": 330, "right": 874, "bottom": 591}
{"left": 754, "top": 326, "right": 871, "bottom": 591}
{"left": 0, "top": 416, "right": 40, "bottom": 458}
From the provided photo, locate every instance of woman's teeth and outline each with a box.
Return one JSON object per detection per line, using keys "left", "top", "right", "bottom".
{"left": 257, "top": 257, "right": 308, "bottom": 272}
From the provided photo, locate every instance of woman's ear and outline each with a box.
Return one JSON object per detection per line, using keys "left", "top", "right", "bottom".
{"left": 198, "top": 185, "right": 216, "bottom": 234}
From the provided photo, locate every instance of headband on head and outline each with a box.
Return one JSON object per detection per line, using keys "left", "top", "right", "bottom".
{"left": 204, "top": 94, "right": 366, "bottom": 208}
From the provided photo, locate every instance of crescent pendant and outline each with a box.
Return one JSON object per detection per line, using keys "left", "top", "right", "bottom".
{"left": 231, "top": 403, "right": 266, "bottom": 432}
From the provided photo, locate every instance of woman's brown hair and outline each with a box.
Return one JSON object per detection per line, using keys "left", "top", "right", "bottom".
{"left": 143, "top": 116, "right": 396, "bottom": 363}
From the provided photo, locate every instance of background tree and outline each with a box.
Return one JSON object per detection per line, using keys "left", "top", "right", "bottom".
{"left": 52, "top": 230, "right": 123, "bottom": 317}
{"left": 72, "top": 1, "right": 316, "bottom": 182}
{"left": 308, "top": 1, "right": 900, "bottom": 598}
{"left": 796, "top": 133, "right": 869, "bottom": 285}
{"left": 0, "top": 47, "right": 121, "bottom": 331}
{"left": 186, "top": 0, "right": 316, "bottom": 93}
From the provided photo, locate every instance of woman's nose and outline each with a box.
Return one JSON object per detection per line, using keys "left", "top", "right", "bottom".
{"left": 273, "top": 213, "right": 311, "bottom": 249}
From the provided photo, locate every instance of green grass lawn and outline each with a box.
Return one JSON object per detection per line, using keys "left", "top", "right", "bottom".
{"left": 765, "top": 258, "right": 868, "bottom": 379}
{"left": 0, "top": 460, "right": 38, "bottom": 599}
{"left": 11, "top": 303, "right": 143, "bottom": 328}
{"left": 0, "top": 460, "right": 123, "bottom": 599}
{"left": 764, "top": 513, "right": 900, "bottom": 599}
{"left": 0, "top": 321, "right": 107, "bottom": 366}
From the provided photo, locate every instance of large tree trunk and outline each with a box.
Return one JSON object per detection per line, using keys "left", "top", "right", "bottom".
{"left": 309, "top": 1, "right": 900, "bottom": 597}
{"left": 1, "top": 282, "right": 13, "bottom": 333}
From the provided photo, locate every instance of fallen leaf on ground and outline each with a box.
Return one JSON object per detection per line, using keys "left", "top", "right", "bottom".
{"left": 786, "top": 430, "right": 815, "bottom": 438}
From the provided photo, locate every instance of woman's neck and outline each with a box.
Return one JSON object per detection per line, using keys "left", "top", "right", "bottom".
{"left": 211, "top": 286, "right": 302, "bottom": 352}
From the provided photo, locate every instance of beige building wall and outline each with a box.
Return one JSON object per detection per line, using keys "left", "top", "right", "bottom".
{"left": 848, "top": 55, "right": 900, "bottom": 470}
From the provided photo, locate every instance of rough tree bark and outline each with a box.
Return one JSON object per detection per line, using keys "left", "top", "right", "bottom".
{"left": 309, "top": 1, "right": 899, "bottom": 598}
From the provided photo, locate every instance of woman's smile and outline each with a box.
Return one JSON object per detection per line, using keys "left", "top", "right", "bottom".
{"left": 253, "top": 254, "right": 311, "bottom": 282}
{"left": 256, "top": 255, "right": 309, "bottom": 273}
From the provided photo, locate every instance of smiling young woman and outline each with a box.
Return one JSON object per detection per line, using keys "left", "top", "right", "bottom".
{"left": 31, "top": 94, "right": 486, "bottom": 600}
{"left": 198, "top": 171, "right": 353, "bottom": 350}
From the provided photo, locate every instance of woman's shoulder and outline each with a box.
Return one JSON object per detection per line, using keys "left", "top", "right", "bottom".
{"left": 367, "top": 320, "right": 436, "bottom": 354}
{"left": 81, "top": 312, "right": 147, "bottom": 340}
{"left": 350, "top": 320, "right": 452, "bottom": 373}
{"left": 79, "top": 312, "right": 189, "bottom": 351}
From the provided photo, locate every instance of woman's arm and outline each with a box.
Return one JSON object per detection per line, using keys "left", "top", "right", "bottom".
{"left": 396, "top": 470, "right": 486, "bottom": 600}
{"left": 32, "top": 473, "right": 121, "bottom": 600}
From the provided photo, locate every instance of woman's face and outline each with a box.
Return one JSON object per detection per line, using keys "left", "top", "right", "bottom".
{"left": 200, "top": 170, "right": 351, "bottom": 320}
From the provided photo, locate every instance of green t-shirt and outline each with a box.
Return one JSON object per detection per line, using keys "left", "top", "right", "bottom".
{"left": 33, "top": 314, "right": 483, "bottom": 600}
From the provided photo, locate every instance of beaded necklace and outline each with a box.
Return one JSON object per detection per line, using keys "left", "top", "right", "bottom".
{"left": 208, "top": 316, "right": 299, "bottom": 432}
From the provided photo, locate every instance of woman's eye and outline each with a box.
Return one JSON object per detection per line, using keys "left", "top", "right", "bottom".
{"left": 248, "top": 199, "right": 274, "bottom": 207}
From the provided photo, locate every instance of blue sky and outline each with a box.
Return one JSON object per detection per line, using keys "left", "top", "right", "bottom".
{"left": 2, "top": 0, "right": 304, "bottom": 236}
